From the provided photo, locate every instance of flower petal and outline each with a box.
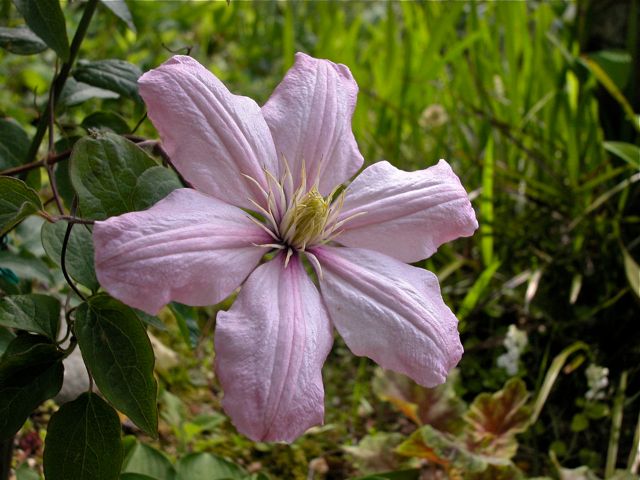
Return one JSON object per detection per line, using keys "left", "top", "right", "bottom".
{"left": 138, "top": 55, "right": 279, "bottom": 210}
{"left": 313, "top": 246, "right": 462, "bottom": 387}
{"left": 262, "top": 52, "right": 364, "bottom": 195}
{"left": 336, "top": 160, "right": 478, "bottom": 263}
{"left": 215, "top": 254, "right": 333, "bottom": 442}
{"left": 93, "top": 189, "right": 270, "bottom": 315}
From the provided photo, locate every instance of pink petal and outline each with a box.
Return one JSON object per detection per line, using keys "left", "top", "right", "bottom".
{"left": 336, "top": 160, "right": 478, "bottom": 263}
{"left": 138, "top": 56, "right": 279, "bottom": 210}
{"left": 93, "top": 189, "right": 270, "bottom": 315}
{"left": 215, "top": 254, "right": 333, "bottom": 442}
{"left": 262, "top": 52, "right": 364, "bottom": 195}
{"left": 313, "top": 246, "right": 462, "bottom": 388}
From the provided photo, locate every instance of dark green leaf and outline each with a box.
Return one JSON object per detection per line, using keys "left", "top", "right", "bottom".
{"left": 59, "top": 78, "right": 119, "bottom": 108}
{"left": 43, "top": 392, "right": 123, "bottom": 480}
{"left": 122, "top": 441, "right": 175, "bottom": 480}
{"left": 0, "top": 176, "right": 43, "bottom": 235}
{"left": 604, "top": 141, "right": 640, "bottom": 169}
{"left": 0, "top": 336, "right": 63, "bottom": 439}
{"left": 175, "top": 453, "right": 247, "bottom": 480}
{"left": 0, "top": 267, "right": 20, "bottom": 294}
{"left": 70, "top": 132, "right": 175, "bottom": 220}
{"left": 53, "top": 136, "right": 80, "bottom": 208}
{"left": 0, "top": 294, "right": 60, "bottom": 339}
{"left": 589, "top": 50, "right": 632, "bottom": 91}
{"left": 75, "top": 294, "right": 158, "bottom": 435}
{"left": 74, "top": 59, "right": 142, "bottom": 101}
{"left": 100, "top": 0, "right": 136, "bottom": 33}
{"left": 12, "top": 0, "right": 69, "bottom": 61}
{"left": 0, "top": 327, "right": 16, "bottom": 356}
{"left": 15, "top": 462, "right": 41, "bottom": 480}
{"left": 0, "top": 118, "right": 30, "bottom": 169}
{"left": 135, "top": 309, "right": 167, "bottom": 331}
{"left": 131, "top": 166, "right": 182, "bottom": 211}
{"left": 0, "top": 26, "right": 47, "bottom": 54}
{"left": 169, "top": 303, "right": 200, "bottom": 349}
{"left": 0, "top": 250, "right": 52, "bottom": 285}
{"left": 41, "top": 220, "right": 98, "bottom": 291}
{"left": 82, "top": 111, "right": 130, "bottom": 134}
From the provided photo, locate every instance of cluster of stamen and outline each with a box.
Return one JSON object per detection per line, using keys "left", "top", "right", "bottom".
{"left": 243, "top": 157, "right": 362, "bottom": 269}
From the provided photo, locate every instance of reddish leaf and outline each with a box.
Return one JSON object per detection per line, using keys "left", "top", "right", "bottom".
{"left": 372, "top": 368, "right": 465, "bottom": 434}
{"left": 464, "top": 378, "right": 531, "bottom": 458}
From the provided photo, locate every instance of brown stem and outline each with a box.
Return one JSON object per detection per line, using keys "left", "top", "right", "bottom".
{"left": 24, "top": 0, "right": 100, "bottom": 164}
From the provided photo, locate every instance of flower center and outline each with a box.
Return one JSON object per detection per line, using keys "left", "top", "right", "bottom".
{"left": 281, "top": 187, "right": 331, "bottom": 250}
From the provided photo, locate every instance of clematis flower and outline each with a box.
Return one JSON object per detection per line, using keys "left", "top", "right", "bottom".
{"left": 93, "top": 53, "right": 478, "bottom": 442}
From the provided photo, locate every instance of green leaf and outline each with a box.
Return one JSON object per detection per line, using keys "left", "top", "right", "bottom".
{"left": 100, "top": 0, "right": 136, "bottom": 33}
{"left": 12, "top": 0, "right": 69, "bottom": 61}
{"left": 604, "top": 141, "right": 640, "bottom": 169}
{"left": 74, "top": 59, "right": 142, "bottom": 102}
{"left": 457, "top": 259, "right": 501, "bottom": 323}
{"left": 131, "top": 167, "right": 182, "bottom": 212}
{"left": 372, "top": 368, "right": 465, "bottom": 434}
{"left": 0, "top": 250, "right": 53, "bottom": 285}
{"left": 169, "top": 303, "right": 200, "bottom": 349}
{"left": 0, "top": 336, "right": 63, "bottom": 439}
{"left": 0, "top": 118, "right": 29, "bottom": 170}
{"left": 58, "top": 78, "right": 119, "bottom": 108}
{"left": 0, "top": 176, "right": 43, "bottom": 235}
{"left": 396, "top": 425, "right": 493, "bottom": 472}
{"left": 43, "top": 392, "right": 123, "bottom": 480}
{"left": 82, "top": 111, "right": 131, "bottom": 134}
{"left": 70, "top": 132, "right": 177, "bottom": 220}
{"left": 122, "top": 441, "right": 175, "bottom": 480}
{"left": 621, "top": 245, "right": 640, "bottom": 299}
{"left": 343, "top": 432, "right": 405, "bottom": 475}
{"left": 0, "top": 327, "right": 15, "bottom": 356}
{"left": 15, "top": 462, "right": 41, "bottom": 480}
{"left": 0, "top": 26, "right": 47, "bottom": 55}
{"left": 531, "top": 342, "right": 589, "bottom": 423}
{"left": 41, "top": 220, "right": 99, "bottom": 291}
{"left": 0, "top": 294, "right": 60, "bottom": 339}
{"left": 75, "top": 294, "right": 158, "bottom": 436}
{"left": 589, "top": 50, "right": 632, "bottom": 91}
{"left": 135, "top": 309, "right": 167, "bottom": 331}
{"left": 464, "top": 378, "right": 531, "bottom": 459}
{"left": 175, "top": 453, "right": 247, "bottom": 480}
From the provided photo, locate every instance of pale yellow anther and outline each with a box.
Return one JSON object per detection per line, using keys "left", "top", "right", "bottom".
{"left": 290, "top": 187, "right": 329, "bottom": 248}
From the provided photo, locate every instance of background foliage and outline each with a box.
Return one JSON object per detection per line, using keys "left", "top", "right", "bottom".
{"left": 0, "top": 1, "right": 638, "bottom": 479}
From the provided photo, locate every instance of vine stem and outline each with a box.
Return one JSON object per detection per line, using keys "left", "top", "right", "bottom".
{"left": 61, "top": 197, "right": 86, "bottom": 301}
{"left": 24, "top": 0, "right": 100, "bottom": 165}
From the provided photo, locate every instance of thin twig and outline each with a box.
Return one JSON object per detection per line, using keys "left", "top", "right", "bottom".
{"left": 136, "top": 140, "right": 193, "bottom": 188}
{"left": 131, "top": 112, "right": 147, "bottom": 134}
{"left": 61, "top": 197, "right": 86, "bottom": 301}
{"left": 24, "top": 0, "right": 100, "bottom": 164}
{"left": 39, "top": 211, "right": 95, "bottom": 225}
{"left": 46, "top": 64, "right": 65, "bottom": 215}
{"left": 0, "top": 150, "right": 70, "bottom": 176}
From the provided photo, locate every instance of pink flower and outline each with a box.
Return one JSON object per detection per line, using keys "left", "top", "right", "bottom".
{"left": 93, "top": 53, "right": 478, "bottom": 442}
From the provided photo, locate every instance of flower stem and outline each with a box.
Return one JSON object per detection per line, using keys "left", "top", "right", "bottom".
{"left": 24, "top": 0, "right": 100, "bottom": 164}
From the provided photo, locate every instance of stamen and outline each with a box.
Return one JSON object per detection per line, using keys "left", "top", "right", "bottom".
{"left": 247, "top": 214, "right": 280, "bottom": 241}
{"left": 253, "top": 243, "right": 285, "bottom": 249}
{"left": 305, "top": 251, "right": 323, "bottom": 280}
{"left": 284, "top": 248, "right": 294, "bottom": 268}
